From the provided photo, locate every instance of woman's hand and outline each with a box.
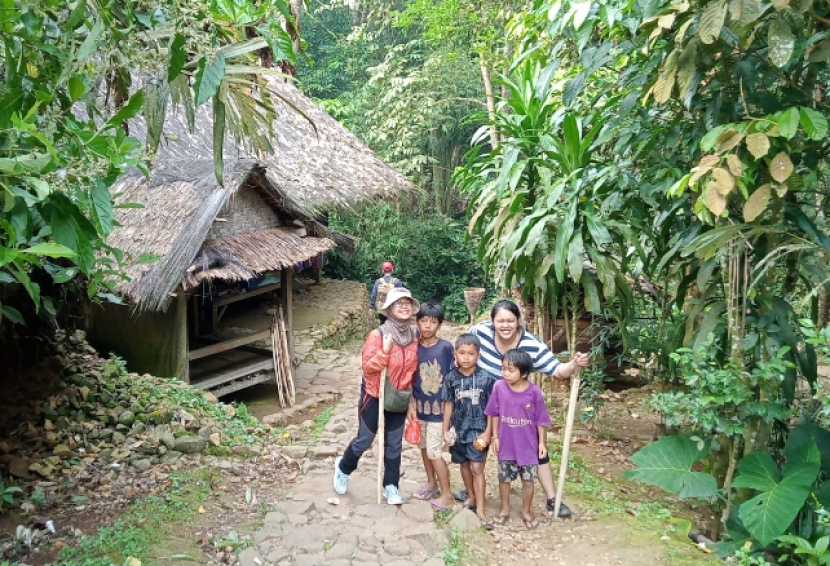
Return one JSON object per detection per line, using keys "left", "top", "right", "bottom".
{"left": 382, "top": 334, "right": 393, "bottom": 354}
{"left": 573, "top": 352, "right": 590, "bottom": 367}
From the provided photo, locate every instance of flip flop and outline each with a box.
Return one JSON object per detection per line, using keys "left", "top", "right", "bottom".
{"left": 412, "top": 486, "right": 437, "bottom": 501}
{"left": 522, "top": 516, "right": 539, "bottom": 530}
{"left": 430, "top": 500, "right": 452, "bottom": 511}
{"left": 492, "top": 514, "right": 509, "bottom": 526}
{"left": 462, "top": 503, "right": 477, "bottom": 513}
{"left": 479, "top": 517, "right": 495, "bottom": 531}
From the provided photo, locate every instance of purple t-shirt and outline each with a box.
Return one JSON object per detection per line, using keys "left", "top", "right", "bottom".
{"left": 484, "top": 380, "right": 552, "bottom": 466}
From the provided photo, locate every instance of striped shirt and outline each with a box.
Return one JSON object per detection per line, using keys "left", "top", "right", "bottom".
{"left": 469, "top": 322, "right": 561, "bottom": 379}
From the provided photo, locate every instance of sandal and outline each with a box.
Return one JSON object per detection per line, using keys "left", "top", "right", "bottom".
{"left": 522, "top": 515, "right": 539, "bottom": 530}
{"left": 462, "top": 502, "right": 477, "bottom": 513}
{"left": 412, "top": 486, "right": 437, "bottom": 501}
{"left": 430, "top": 500, "right": 452, "bottom": 511}
{"left": 479, "top": 517, "right": 495, "bottom": 531}
{"left": 492, "top": 514, "right": 509, "bottom": 526}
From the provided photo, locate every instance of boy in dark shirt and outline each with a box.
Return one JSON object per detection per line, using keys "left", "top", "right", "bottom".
{"left": 441, "top": 334, "right": 496, "bottom": 529}
{"left": 409, "top": 303, "right": 455, "bottom": 510}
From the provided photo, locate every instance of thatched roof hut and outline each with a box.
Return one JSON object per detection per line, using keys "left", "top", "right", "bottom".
{"left": 89, "top": 77, "right": 412, "bottom": 393}
{"left": 107, "top": 76, "right": 414, "bottom": 312}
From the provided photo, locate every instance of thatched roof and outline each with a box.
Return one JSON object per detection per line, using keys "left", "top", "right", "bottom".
{"left": 182, "top": 228, "right": 335, "bottom": 290}
{"left": 260, "top": 77, "right": 414, "bottom": 211}
{"left": 107, "top": 74, "right": 412, "bottom": 312}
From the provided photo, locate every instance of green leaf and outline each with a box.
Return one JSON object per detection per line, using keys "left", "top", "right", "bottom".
{"left": 623, "top": 435, "right": 717, "bottom": 499}
{"left": 259, "top": 25, "right": 296, "bottom": 65}
{"left": 91, "top": 180, "right": 114, "bottom": 236}
{"left": 195, "top": 53, "right": 226, "bottom": 107}
{"left": 692, "top": 300, "right": 726, "bottom": 350}
{"left": 581, "top": 271, "right": 601, "bottom": 313}
{"left": 778, "top": 107, "right": 800, "bottom": 140}
{"left": 52, "top": 267, "right": 78, "bottom": 284}
{"left": 66, "top": 0, "right": 88, "bottom": 29}
{"left": 0, "top": 305, "right": 23, "bottom": 324}
{"left": 68, "top": 75, "right": 85, "bottom": 101}
{"left": 23, "top": 243, "right": 76, "bottom": 258}
{"left": 699, "top": 0, "right": 727, "bottom": 44}
{"left": 168, "top": 33, "right": 187, "bottom": 81}
{"left": 136, "top": 253, "right": 159, "bottom": 265}
{"left": 213, "top": 95, "right": 226, "bottom": 186}
{"left": 77, "top": 18, "right": 103, "bottom": 61}
{"left": 800, "top": 108, "right": 828, "bottom": 141}
{"left": 768, "top": 18, "right": 795, "bottom": 67}
{"left": 103, "top": 89, "right": 145, "bottom": 131}
{"left": 0, "top": 153, "right": 51, "bottom": 174}
{"left": 567, "top": 230, "right": 584, "bottom": 283}
{"left": 735, "top": 439, "right": 820, "bottom": 546}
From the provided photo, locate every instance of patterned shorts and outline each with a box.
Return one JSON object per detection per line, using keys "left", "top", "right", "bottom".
{"left": 418, "top": 421, "right": 444, "bottom": 460}
{"left": 498, "top": 460, "right": 538, "bottom": 483}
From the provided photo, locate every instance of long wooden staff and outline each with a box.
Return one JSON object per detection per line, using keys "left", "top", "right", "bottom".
{"left": 377, "top": 367, "right": 387, "bottom": 504}
{"left": 554, "top": 365, "right": 582, "bottom": 518}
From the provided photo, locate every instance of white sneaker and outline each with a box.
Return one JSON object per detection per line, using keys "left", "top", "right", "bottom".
{"left": 333, "top": 456, "right": 349, "bottom": 495}
{"left": 383, "top": 484, "right": 404, "bottom": 505}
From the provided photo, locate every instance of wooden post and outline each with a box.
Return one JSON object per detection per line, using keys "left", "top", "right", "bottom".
{"left": 177, "top": 291, "right": 190, "bottom": 383}
{"left": 281, "top": 267, "right": 294, "bottom": 362}
{"left": 377, "top": 368, "right": 386, "bottom": 504}
{"left": 554, "top": 366, "right": 582, "bottom": 518}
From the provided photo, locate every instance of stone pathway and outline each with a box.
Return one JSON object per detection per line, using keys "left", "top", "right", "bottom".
{"left": 238, "top": 348, "right": 466, "bottom": 566}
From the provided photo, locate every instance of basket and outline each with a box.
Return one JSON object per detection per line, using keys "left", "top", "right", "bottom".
{"left": 463, "top": 287, "right": 486, "bottom": 323}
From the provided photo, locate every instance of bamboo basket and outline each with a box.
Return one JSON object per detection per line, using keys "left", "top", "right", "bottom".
{"left": 463, "top": 287, "right": 486, "bottom": 325}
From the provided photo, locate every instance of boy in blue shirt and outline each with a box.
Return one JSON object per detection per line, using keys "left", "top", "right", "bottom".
{"left": 409, "top": 303, "right": 456, "bottom": 510}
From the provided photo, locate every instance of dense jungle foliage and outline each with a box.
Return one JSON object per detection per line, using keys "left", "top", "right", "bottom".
{"left": 4, "top": 0, "right": 830, "bottom": 562}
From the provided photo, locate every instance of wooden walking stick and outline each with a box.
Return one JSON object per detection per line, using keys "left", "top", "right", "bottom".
{"left": 554, "top": 365, "right": 582, "bottom": 518}
{"left": 377, "top": 367, "right": 387, "bottom": 504}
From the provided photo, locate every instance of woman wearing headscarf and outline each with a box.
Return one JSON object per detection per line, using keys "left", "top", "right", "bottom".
{"left": 463, "top": 299, "right": 590, "bottom": 517}
{"left": 333, "top": 288, "right": 420, "bottom": 505}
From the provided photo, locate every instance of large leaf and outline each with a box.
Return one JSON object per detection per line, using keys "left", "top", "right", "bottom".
{"left": 91, "top": 180, "right": 114, "bottom": 236}
{"left": 102, "top": 89, "right": 145, "bottom": 131}
{"left": 769, "top": 152, "right": 794, "bottom": 183}
{"left": 213, "top": 95, "right": 226, "bottom": 186}
{"left": 623, "top": 435, "right": 718, "bottom": 499}
{"left": 22, "top": 243, "right": 76, "bottom": 259}
{"left": 777, "top": 107, "right": 800, "bottom": 139}
{"left": 167, "top": 33, "right": 187, "bottom": 81}
{"left": 699, "top": 0, "right": 728, "bottom": 44}
{"left": 733, "top": 439, "right": 820, "bottom": 546}
{"left": 768, "top": 18, "right": 795, "bottom": 67}
{"left": 194, "top": 53, "right": 226, "bottom": 106}
{"left": 743, "top": 184, "right": 771, "bottom": 221}
{"left": 786, "top": 423, "right": 830, "bottom": 475}
{"left": 800, "top": 108, "right": 828, "bottom": 141}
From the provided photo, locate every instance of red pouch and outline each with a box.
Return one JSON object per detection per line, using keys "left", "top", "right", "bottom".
{"left": 404, "top": 419, "right": 421, "bottom": 445}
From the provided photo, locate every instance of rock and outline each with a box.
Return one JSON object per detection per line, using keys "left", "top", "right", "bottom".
{"left": 310, "top": 446, "right": 338, "bottom": 458}
{"left": 383, "top": 539, "right": 411, "bottom": 556}
{"left": 8, "top": 457, "right": 30, "bottom": 478}
{"left": 294, "top": 554, "right": 325, "bottom": 566}
{"left": 276, "top": 500, "right": 314, "bottom": 515}
{"left": 173, "top": 435, "right": 206, "bottom": 454}
{"left": 354, "top": 503, "right": 397, "bottom": 519}
{"left": 263, "top": 511, "right": 287, "bottom": 526}
{"left": 161, "top": 432, "right": 176, "bottom": 450}
{"left": 117, "top": 410, "right": 135, "bottom": 426}
{"left": 112, "top": 431, "right": 126, "bottom": 445}
{"left": 160, "top": 450, "right": 182, "bottom": 464}
{"left": 301, "top": 419, "right": 315, "bottom": 428}
{"left": 449, "top": 508, "right": 481, "bottom": 532}
{"left": 132, "top": 459, "right": 152, "bottom": 472}
{"left": 326, "top": 542, "right": 358, "bottom": 559}
{"left": 399, "top": 503, "right": 434, "bottom": 523}
{"left": 52, "top": 444, "right": 72, "bottom": 458}
{"left": 281, "top": 445, "right": 308, "bottom": 459}
{"left": 204, "top": 391, "right": 218, "bottom": 403}
{"left": 288, "top": 513, "right": 309, "bottom": 525}
{"left": 208, "top": 432, "right": 221, "bottom": 446}
{"left": 265, "top": 547, "right": 290, "bottom": 563}
{"left": 129, "top": 422, "right": 146, "bottom": 436}
{"left": 253, "top": 526, "right": 282, "bottom": 544}
{"left": 237, "top": 546, "right": 262, "bottom": 566}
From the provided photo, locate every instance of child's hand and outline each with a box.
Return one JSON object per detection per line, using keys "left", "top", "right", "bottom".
{"left": 382, "top": 334, "right": 393, "bottom": 354}
{"left": 492, "top": 438, "right": 500, "bottom": 456}
{"left": 539, "top": 443, "right": 548, "bottom": 460}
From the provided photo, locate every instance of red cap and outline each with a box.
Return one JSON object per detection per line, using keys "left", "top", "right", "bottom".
{"left": 382, "top": 261, "right": 394, "bottom": 272}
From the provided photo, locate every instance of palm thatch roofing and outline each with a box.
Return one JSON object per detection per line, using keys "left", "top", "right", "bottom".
{"left": 107, "top": 77, "right": 412, "bottom": 312}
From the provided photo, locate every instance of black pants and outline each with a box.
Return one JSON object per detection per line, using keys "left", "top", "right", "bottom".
{"left": 339, "top": 384, "right": 406, "bottom": 487}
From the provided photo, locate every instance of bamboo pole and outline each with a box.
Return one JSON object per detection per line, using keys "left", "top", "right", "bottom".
{"left": 377, "top": 368, "right": 387, "bottom": 504}
{"left": 279, "top": 306, "right": 296, "bottom": 406}
{"left": 554, "top": 365, "right": 582, "bottom": 519}
{"left": 271, "top": 313, "right": 286, "bottom": 408}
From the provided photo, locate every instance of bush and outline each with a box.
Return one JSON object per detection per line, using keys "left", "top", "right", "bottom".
{"left": 325, "top": 202, "right": 487, "bottom": 323}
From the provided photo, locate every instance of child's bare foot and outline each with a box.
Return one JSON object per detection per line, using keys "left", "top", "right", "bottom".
{"left": 477, "top": 512, "right": 494, "bottom": 531}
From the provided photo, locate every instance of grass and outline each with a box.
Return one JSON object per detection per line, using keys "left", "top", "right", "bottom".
{"left": 309, "top": 406, "right": 335, "bottom": 441}
{"left": 443, "top": 526, "right": 465, "bottom": 566}
{"left": 55, "top": 468, "right": 220, "bottom": 566}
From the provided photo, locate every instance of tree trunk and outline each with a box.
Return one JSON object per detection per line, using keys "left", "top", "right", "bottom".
{"left": 480, "top": 56, "right": 499, "bottom": 149}
{"left": 819, "top": 283, "right": 829, "bottom": 329}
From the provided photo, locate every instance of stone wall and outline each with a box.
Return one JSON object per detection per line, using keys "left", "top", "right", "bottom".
{"left": 206, "top": 185, "right": 280, "bottom": 240}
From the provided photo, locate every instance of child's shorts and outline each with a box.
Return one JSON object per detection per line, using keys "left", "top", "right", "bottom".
{"left": 498, "top": 460, "right": 538, "bottom": 483}
{"left": 450, "top": 442, "right": 488, "bottom": 464}
{"left": 419, "top": 420, "right": 444, "bottom": 460}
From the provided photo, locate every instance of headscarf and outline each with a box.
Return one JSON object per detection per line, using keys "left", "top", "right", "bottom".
{"left": 380, "top": 310, "right": 415, "bottom": 347}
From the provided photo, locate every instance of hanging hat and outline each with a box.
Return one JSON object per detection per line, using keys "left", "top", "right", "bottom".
{"left": 379, "top": 287, "right": 420, "bottom": 318}
{"left": 382, "top": 261, "right": 394, "bottom": 272}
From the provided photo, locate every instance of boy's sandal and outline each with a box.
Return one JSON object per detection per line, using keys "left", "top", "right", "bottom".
{"left": 462, "top": 503, "right": 477, "bottom": 513}
{"left": 492, "top": 514, "right": 509, "bottom": 526}
{"left": 522, "top": 516, "right": 539, "bottom": 530}
{"left": 429, "top": 500, "right": 452, "bottom": 511}
{"left": 479, "top": 517, "right": 495, "bottom": 531}
{"left": 412, "top": 486, "right": 437, "bottom": 501}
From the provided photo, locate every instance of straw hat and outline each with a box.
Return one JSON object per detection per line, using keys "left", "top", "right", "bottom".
{"left": 379, "top": 288, "right": 421, "bottom": 318}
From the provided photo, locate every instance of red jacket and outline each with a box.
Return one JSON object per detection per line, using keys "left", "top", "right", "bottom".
{"left": 361, "top": 329, "right": 418, "bottom": 398}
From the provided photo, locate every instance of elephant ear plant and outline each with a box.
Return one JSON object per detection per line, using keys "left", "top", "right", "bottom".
{"left": 625, "top": 423, "right": 830, "bottom": 558}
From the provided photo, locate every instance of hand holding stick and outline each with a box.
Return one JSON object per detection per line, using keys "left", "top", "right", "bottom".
{"left": 554, "top": 365, "right": 582, "bottom": 519}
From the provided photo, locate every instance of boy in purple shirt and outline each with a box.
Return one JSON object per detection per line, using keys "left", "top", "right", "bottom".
{"left": 485, "top": 349, "right": 551, "bottom": 530}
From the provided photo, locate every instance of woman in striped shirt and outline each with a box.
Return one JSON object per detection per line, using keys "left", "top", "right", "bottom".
{"left": 465, "top": 300, "right": 589, "bottom": 518}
